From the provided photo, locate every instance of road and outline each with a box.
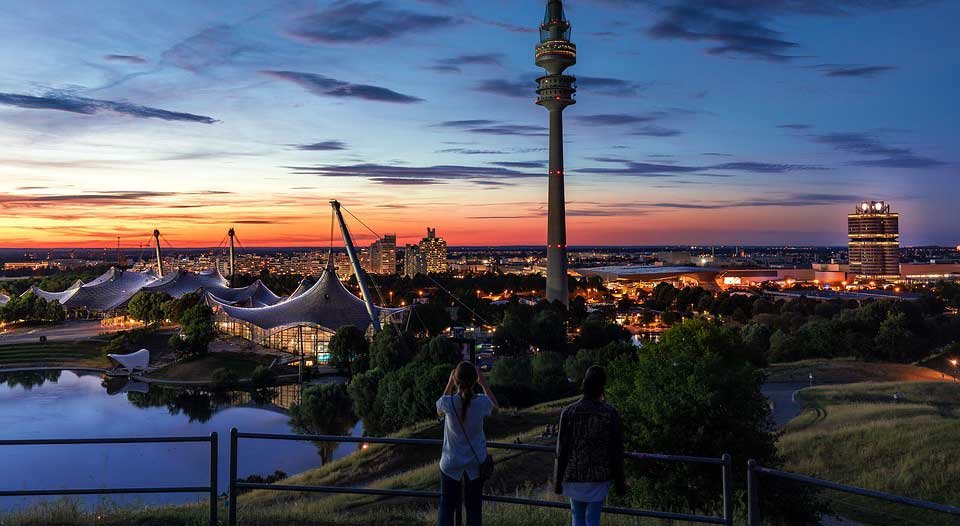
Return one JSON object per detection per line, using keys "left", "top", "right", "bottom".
{"left": 0, "top": 321, "right": 122, "bottom": 345}
{"left": 762, "top": 381, "right": 811, "bottom": 427}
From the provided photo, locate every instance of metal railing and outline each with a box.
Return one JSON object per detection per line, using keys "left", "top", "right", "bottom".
{"left": 228, "top": 429, "right": 733, "bottom": 526}
{"left": 0, "top": 434, "right": 219, "bottom": 526}
{"left": 747, "top": 460, "right": 960, "bottom": 525}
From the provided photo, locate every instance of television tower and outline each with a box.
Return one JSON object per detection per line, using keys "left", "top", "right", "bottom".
{"left": 227, "top": 227, "right": 236, "bottom": 278}
{"left": 536, "top": 0, "right": 576, "bottom": 306}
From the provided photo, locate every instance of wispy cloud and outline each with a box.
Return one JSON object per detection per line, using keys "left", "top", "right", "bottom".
{"left": 103, "top": 54, "right": 147, "bottom": 64}
{"left": 261, "top": 70, "right": 423, "bottom": 103}
{"left": 427, "top": 53, "right": 504, "bottom": 74}
{"left": 577, "top": 76, "right": 651, "bottom": 97}
{"left": 292, "top": 141, "right": 349, "bottom": 151}
{"left": 287, "top": 1, "right": 457, "bottom": 44}
{"left": 286, "top": 162, "right": 540, "bottom": 186}
{"left": 0, "top": 92, "right": 217, "bottom": 123}
{"left": 809, "top": 64, "right": 897, "bottom": 78}
{"left": 432, "top": 119, "right": 546, "bottom": 137}
{"left": 811, "top": 131, "right": 946, "bottom": 168}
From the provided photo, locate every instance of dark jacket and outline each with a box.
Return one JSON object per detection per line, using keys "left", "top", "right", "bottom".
{"left": 553, "top": 397, "right": 626, "bottom": 495}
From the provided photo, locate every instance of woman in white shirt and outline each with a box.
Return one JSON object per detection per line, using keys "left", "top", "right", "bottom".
{"left": 436, "top": 361, "right": 499, "bottom": 526}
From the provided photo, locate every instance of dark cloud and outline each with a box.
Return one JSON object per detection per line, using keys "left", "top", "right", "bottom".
{"left": 811, "top": 64, "right": 897, "bottom": 78}
{"left": 427, "top": 53, "right": 504, "bottom": 73}
{"left": 287, "top": 1, "right": 457, "bottom": 44}
{"left": 574, "top": 113, "right": 662, "bottom": 126}
{"left": 293, "top": 141, "right": 349, "bottom": 151}
{"left": 286, "top": 162, "right": 539, "bottom": 186}
{"left": 628, "top": 1, "right": 934, "bottom": 63}
{"left": 261, "top": 70, "right": 423, "bottom": 103}
{"left": 468, "top": 15, "right": 535, "bottom": 34}
{"left": 0, "top": 92, "right": 216, "bottom": 123}
{"left": 490, "top": 161, "right": 546, "bottom": 168}
{"left": 433, "top": 119, "right": 546, "bottom": 137}
{"left": 629, "top": 126, "right": 684, "bottom": 137}
{"left": 811, "top": 131, "right": 946, "bottom": 168}
{"left": 778, "top": 123, "right": 812, "bottom": 130}
{"left": 474, "top": 78, "right": 530, "bottom": 98}
{"left": 0, "top": 190, "right": 218, "bottom": 208}
{"left": 577, "top": 157, "right": 822, "bottom": 176}
{"left": 103, "top": 54, "right": 147, "bottom": 64}
{"left": 576, "top": 76, "right": 651, "bottom": 97}
{"left": 437, "top": 148, "right": 508, "bottom": 155}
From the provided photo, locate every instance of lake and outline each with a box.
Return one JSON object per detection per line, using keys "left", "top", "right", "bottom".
{"left": 0, "top": 370, "right": 361, "bottom": 511}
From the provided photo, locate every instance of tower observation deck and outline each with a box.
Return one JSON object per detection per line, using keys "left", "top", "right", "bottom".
{"left": 536, "top": 0, "right": 576, "bottom": 306}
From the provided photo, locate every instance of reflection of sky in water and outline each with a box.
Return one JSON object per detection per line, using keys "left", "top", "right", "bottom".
{"left": 0, "top": 371, "right": 360, "bottom": 511}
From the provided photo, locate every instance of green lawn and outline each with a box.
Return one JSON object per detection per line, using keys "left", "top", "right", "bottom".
{"left": 148, "top": 352, "right": 275, "bottom": 382}
{"left": 0, "top": 341, "right": 110, "bottom": 369}
{"left": 779, "top": 381, "right": 960, "bottom": 525}
{"left": 765, "top": 357, "right": 948, "bottom": 384}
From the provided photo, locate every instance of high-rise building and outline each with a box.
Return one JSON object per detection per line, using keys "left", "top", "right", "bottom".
{"left": 419, "top": 228, "right": 447, "bottom": 274}
{"left": 848, "top": 201, "right": 900, "bottom": 281}
{"left": 536, "top": 0, "right": 576, "bottom": 306}
{"left": 404, "top": 244, "right": 425, "bottom": 278}
{"left": 368, "top": 234, "right": 397, "bottom": 274}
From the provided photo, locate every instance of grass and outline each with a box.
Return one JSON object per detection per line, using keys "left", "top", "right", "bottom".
{"left": 148, "top": 352, "right": 274, "bottom": 382}
{"left": 764, "top": 357, "right": 948, "bottom": 384}
{"left": 779, "top": 381, "right": 960, "bottom": 525}
{"left": 0, "top": 341, "right": 110, "bottom": 369}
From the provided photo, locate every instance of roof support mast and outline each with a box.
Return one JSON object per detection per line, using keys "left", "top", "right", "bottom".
{"left": 228, "top": 228, "right": 236, "bottom": 278}
{"left": 330, "top": 200, "right": 381, "bottom": 333}
{"left": 153, "top": 229, "right": 163, "bottom": 278}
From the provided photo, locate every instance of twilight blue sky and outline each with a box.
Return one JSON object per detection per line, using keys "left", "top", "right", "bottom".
{"left": 0, "top": 0, "right": 956, "bottom": 248}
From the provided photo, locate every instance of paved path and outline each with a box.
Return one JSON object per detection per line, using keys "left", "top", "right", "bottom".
{"left": 762, "top": 382, "right": 811, "bottom": 427}
{"left": 0, "top": 321, "right": 124, "bottom": 345}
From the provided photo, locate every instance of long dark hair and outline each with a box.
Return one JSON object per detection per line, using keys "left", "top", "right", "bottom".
{"left": 455, "top": 361, "right": 478, "bottom": 419}
{"left": 582, "top": 365, "right": 607, "bottom": 401}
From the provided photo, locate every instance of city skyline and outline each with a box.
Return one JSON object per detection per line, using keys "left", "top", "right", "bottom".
{"left": 0, "top": 1, "right": 957, "bottom": 249}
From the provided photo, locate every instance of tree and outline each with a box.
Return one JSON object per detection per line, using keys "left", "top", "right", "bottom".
{"left": 489, "top": 355, "right": 535, "bottom": 407}
{"left": 875, "top": 312, "right": 918, "bottom": 362}
{"left": 44, "top": 300, "right": 65, "bottom": 323}
{"left": 576, "top": 313, "right": 629, "bottom": 350}
{"left": 565, "top": 341, "right": 635, "bottom": 387}
{"left": 408, "top": 302, "right": 453, "bottom": 337}
{"left": 740, "top": 323, "right": 771, "bottom": 366}
{"left": 290, "top": 383, "right": 357, "bottom": 461}
{"left": 328, "top": 325, "right": 370, "bottom": 376}
{"left": 161, "top": 292, "right": 202, "bottom": 324}
{"left": 128, "top": 291, "right": 171, "bottom": 325}
{"left": 529, "top": 309, "right": 567, "bottom": 352}
{"left": 372, "top": 362, "right": 449, "bottom": 434}
{"left": 416, "top": 336, "right": 462, "bottom": 366}
{"left": 172, "top": 304, "right": 215, "bottom": 357}
{"left": 347, "top": 368, "right": 386, "bottom": 427}
{"left": 250, "top": 365, "right": 277, "bottom": 387}
{"left": 494, "top": 309, "right": 532, "bottom": 355}
{"left": 606, "top": 318, "right": 819, "bottom": 524}
{"left": 369, "top": 329, "right": 416, "bottom": 372}
{"left": 531, "top": 351, "right": 570, "bottom": 401}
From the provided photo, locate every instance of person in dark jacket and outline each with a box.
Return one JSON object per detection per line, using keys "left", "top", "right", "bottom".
{"left": 554, "top": 366, "right": 626, "bottom": 526}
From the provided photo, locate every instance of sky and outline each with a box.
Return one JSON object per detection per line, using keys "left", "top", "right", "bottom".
{"left": 0, "top": 0, "right": 957, "bottom": 249}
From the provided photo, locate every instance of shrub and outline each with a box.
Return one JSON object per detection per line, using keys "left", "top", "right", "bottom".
{"left": 250, "top": 365, "right": 276, "bottom": 387}
{"left": 211, "top": 368, "right": 239, "bottom": 389}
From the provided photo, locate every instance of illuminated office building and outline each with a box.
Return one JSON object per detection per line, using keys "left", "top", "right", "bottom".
{"left": 848, "top": 201, "right": 900, "bottom": 280}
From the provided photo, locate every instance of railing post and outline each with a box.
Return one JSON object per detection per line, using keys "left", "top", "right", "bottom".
{"left": 229, "top": 428, "right": 238, "bottom": 526}
{"left": 210, "top": 432, "right": 219, "bottom": 526}
{"left": 747, "top": 459, "right": 760, "bottom": 526}
{"left": 721, "top": 454, "right": 733, "bottom": 526}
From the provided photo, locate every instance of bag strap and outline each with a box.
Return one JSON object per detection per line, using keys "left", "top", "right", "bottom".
{"left": 451, "top": 395, "right": 484, "bottom": 466}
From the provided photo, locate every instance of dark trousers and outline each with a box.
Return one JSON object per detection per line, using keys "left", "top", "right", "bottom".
{"left": 438, "top": 470, "right": 483, "bottom": 526}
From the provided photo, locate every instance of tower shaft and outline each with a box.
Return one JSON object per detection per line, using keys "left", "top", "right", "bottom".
{"left": 228, "top": 228, "right": 236, "bottom": 278}
{"left": 546, "top": 109, "right": 568, "bottom": 304}
{"left": 535, "top": 0, "right": 576, "bottom": 306}
{"left": 153, "top": 229, "right": 163, "bottom": 278}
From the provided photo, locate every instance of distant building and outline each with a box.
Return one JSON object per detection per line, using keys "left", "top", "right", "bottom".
{"left": 404, "top": 244, "right": 425, "bottom": 278}
{"left": 369, "top": 234, "right": 397, "bottom": 275}
{"left": 848, "top": 201, "right": 900, "bottom": 281}
{"left": 419, "top": 228, "right": 448, "bottom": 274}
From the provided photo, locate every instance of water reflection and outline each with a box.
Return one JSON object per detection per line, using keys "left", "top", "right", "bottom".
{"left": 0, "top": 370, "right": 362, "bottom": 511}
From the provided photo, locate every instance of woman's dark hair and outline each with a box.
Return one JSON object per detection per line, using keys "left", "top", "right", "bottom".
{"left": 455, "top": 361, "right": 479, "bottom": 419}
{"left": 582, "top": 365, "right": 607, "bottom": 400}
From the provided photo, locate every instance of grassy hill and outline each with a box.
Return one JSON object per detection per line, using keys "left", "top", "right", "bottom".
{"left": 779, "top": 381, "right": 960, "bottom": 525}
{"left": 0, "top": 341, "right": 110, "bottom": 369}
{"left": 765, "top": 357, "right": 951, "bottom": 384}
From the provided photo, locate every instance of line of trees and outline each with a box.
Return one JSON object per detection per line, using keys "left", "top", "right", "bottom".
{"left": 0, "top": 292, "right": 64, "bottom": 324}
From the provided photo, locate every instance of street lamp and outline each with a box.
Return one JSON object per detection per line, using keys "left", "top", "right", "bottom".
{"left": 950, "top": 359, "right": 958, "bottom": 382}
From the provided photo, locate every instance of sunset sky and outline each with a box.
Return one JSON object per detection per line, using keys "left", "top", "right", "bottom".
{"left": 0, "top": 0, "right": 956, "bottom": 249}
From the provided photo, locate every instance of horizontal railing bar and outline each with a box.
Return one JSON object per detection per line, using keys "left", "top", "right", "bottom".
{"left": 0, "top": 436, "right": 213, "bottom": 446}
{"left": 483, "top": 495, "right": 726, "bottom": 523}
{"left": 235, "top": 483, "right": 439, "bottom": 500}
{"left": 235, "top": 483, "right": 722, "bottom": 524}
{"left": 235, "top": 432, "right": 724, "bottom": 465}
{"left": 754, "top": 466, "right": 960, "bottom": 516}
{"left": 0, "top": 487, "right": 211, "bottom": 497}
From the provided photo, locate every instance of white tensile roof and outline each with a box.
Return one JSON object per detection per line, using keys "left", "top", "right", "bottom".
{"left": 107, "top": 349, "right": 150, "bottom": 373}
{"left": 209, "top": 264, "right": 397, "bottom": 332}
{"left": 205, "top": 280, "right": 283, "bottom": 307}
{"left": 142, "top": 268, "right": 229, "bottom": 298}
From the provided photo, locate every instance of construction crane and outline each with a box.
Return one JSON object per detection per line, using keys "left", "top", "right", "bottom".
{"left": 330, "top": 200, "right": 381, "bottom": 333}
